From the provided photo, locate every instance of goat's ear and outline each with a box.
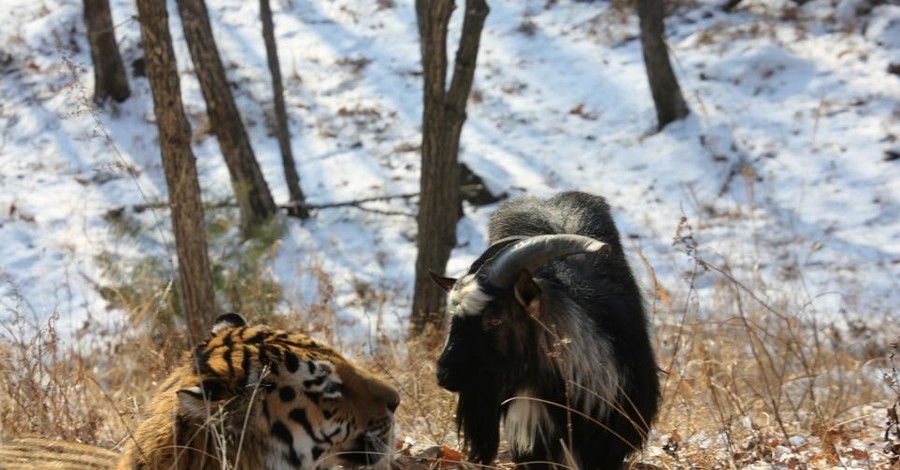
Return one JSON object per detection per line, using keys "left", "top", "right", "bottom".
{"left": 430, "top": 271, "right": 457, "bottom": 293}
{"left": 513, "top": 270, "right": 541, "bottom": 315}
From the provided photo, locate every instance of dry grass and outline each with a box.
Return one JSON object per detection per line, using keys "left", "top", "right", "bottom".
{"left": 0, "top": 306, "right": 167, "bottom": 450}
{"left": 636, "top": 217, "right": 894, "bottom": 469}
{"left": 649, "top": 294, "right": 890, "bottom": 468}
{"left": 1, "top": 214, "right": 896, "bottom": 469}
{"left": 0, "top": 214, "right": 289, "bottom": 449}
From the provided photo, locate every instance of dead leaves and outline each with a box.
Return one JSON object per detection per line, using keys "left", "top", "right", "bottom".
{"left": 394, "top": 443, "right": 465, "bottom": 470}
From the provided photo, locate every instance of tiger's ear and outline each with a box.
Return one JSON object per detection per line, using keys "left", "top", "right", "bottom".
{"left": 430, "top": 271, "right": 457, "bottom": 293}
{"left": 212, "top": 313, "right": 246, "bottom": 334}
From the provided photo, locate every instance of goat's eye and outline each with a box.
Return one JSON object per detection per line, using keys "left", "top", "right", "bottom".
{"left": 486, "top": 318, "right": 503, "bottom": 328}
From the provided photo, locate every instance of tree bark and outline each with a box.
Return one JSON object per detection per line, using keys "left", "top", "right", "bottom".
{"left": 83, "top": 0, "right": 130, "bottom": 103}
{"left": 136, "top": 0, "right": 218, "bottom": 342}
{"left": 410, "top": 0, "right": 489, "bottom": 338}
{"left": 175, "top": 0, "right": 278, "bottom": 235}
{"left": 637, "top": 0, "right": 689, "bottom": 131}
{"left": 260, "top": 0, "right": 309, "bottom": 219}
{"left": 415, "top": 0, "right": 428, "bottom": 61}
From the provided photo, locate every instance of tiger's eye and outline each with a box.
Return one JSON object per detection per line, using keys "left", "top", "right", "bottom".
{"left": 323, "top": 381, "right": 344, "bottom": 395}
{"left": 200, "top": 379, "right": 228, "bottom": 401}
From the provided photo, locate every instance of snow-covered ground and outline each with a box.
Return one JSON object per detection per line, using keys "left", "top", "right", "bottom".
{"left": 0, "top": 0, "right": 898, "bottom": 343}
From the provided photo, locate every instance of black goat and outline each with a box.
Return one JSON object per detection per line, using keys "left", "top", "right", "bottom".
{"left": 433, "top": 191, "right": 659, "bottom": 470}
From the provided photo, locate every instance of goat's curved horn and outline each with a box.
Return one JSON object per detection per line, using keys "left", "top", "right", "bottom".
{"left": 478, "top": 234, "right": 606, "bottom": 289}
{"left": 467, "top": 236, "right": 526, "bottom": 275}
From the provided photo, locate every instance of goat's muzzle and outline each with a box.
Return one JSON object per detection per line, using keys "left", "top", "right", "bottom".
{"left": 436, "top": 316, "right": 479, "bottom": 392}
{"left": 436, "top": 365, "right": 461, "bottom": 391}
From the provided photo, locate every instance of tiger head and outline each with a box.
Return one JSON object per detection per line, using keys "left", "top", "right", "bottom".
{"left": 125, "top": 313, "right": 400, "bottom": 470}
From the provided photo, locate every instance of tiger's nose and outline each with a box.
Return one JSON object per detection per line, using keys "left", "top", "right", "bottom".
{"left": 368, "top": 373, "right": 400, "bottom": 414}
{"left": 387, "top": 390, "right": 400, "bottom": 413}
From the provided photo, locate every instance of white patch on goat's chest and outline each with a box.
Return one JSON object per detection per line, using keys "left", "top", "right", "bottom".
{"left": 448, "top": 274, "right": 492, "bottom": 317}
{"left": 503, "top": 390, "right": 552, "bottom": 455}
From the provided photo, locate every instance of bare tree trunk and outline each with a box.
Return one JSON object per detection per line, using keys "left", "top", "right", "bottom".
{"left": 260, "top": 0, "right": 309, "bottom": 219}
{"left": 83, "top": 0, "right": 130, "bottom": 103}
{"left": 637, "top": 0, "right": 689, "bottom": 131}
{"left": 175, "top": 0, "right": 278, "bottom": 235}
{"left": 410, "top": 0, "right": 489, "bottom": 338}
{"left": 415, "top": 0, "right": 428, "bottom": 60}
{"left": 136, "top": 0, "right": 218, "bottom": 342}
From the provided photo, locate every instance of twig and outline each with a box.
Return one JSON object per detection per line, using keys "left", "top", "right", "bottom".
{"left": 283, "top": 191, "right": 419, "bottom": 210}
{"left": 106, "top": 192, "right": 420, "bottom": 217}
{"left": 113, "top": 200, "right": 235, "bottom": 214}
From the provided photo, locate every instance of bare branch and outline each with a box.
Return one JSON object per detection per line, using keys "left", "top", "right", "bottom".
{"left": 106, "top": 192, "right": 420, "bottom": 218}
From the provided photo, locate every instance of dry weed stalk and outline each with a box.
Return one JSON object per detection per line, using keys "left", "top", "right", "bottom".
{"left": 647, "top": 216, "right": 890, "bottom": 468}
{"left": 0, "top": 305, "right": 160, "bottom": 448}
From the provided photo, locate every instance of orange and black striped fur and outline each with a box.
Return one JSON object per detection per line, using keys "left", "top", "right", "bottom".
{"left": 1, "top": 313, "right": 400, "bottom": 470}
{"left": 0, "top": 437, "right": 117, "bottom": 469}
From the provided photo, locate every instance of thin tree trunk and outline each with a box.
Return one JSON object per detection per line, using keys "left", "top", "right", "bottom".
{"left": 415, "top": 0, "right": 428, "bottom": 61}
{"left": 260, "top": 0, "right": 309, "bottom": 219}
{"left": 637, "top": 0, "right": 689, "bottom": 131}
{"left": 410, "top": 0, "right": 489, "bottom": 338}
{"left": 136, "top": 0, "right": 218, "bottom": 342}
{"left": 83, "top": 0, "right": 130, "bottom": 103}
{"left": 175, "top": 0, "right": 278, "bottom": 235}
{"left": 411, "top": 0, "right": 456, "bottom": 338}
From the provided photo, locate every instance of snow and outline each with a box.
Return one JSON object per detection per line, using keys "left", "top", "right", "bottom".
{"left": 0, "top": 0, "right": 898, "bottom": 344}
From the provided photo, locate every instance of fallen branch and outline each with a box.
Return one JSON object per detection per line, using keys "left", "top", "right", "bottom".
{"left": 106, "top": 192, "right": 421, "bottom": 219}
{"left": 281, "top": 191, "right": 419, "bottom": 211}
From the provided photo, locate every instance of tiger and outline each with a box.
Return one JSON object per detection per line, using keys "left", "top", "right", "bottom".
{"left": 0, "top": 313, "right": 400, "bottom": 470}
{"left": 0, "top": 437, "right": 117, "bottom": 469}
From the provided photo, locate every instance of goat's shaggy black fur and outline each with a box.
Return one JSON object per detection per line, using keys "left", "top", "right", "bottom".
{"left": 436, "top": 191, "right": 660, "bottom": 470}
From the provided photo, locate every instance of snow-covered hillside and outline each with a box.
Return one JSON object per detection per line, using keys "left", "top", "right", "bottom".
{"left": 0, "top": 0, "right": 898, "bottom": 343}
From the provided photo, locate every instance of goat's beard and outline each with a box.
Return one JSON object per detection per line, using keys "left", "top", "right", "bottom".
{"left": 456, "top": 382, "right": 502, "bottom": 465}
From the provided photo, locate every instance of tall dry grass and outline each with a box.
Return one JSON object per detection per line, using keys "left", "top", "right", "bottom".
{"left": 1, "top": 212, "right": 896, "bottom": 469}
{"left": 637, "top": 216, "right": 893, "bottom": 469}
{"left": 0, "top": 304, "right": 165, "bottom": 449}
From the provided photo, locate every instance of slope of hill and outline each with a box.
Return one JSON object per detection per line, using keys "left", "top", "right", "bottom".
{"left": 1, "top": 0, "right": 899, "bottom": 466}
